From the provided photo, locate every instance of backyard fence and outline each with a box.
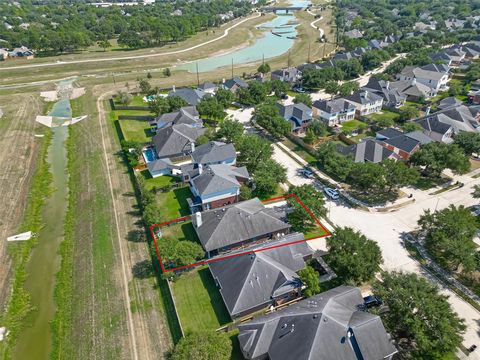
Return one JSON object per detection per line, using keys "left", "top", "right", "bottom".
{"left": 118, "top": 115, "right": 155, "bottom": 121}
{"left": 109, "top": 97, "right": 151, "bottom": 112}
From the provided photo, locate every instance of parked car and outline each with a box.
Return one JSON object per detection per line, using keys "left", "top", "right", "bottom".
{"left": 324, "top": 187, "right": 339, "bottom": 200}
{"left": 298, "top": 168, "right": 314, "bottom": 178}
{"left": 469, "top": 205, "right": 480, "bottom": 217}
{"left": 293, "top": 86, "right": 305, "bottom": 93}
{"left": 363, "top": 295, "right": 382, "bottom": 309}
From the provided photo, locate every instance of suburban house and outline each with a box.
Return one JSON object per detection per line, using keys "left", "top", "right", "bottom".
{"left": 150, "top": 106, "right": 202, "bottom": 132}
{"left": 223, "top": 77, "right": 249, "bottom": 93}
{"left": 237, "top": 286, "right": 397, "bottom": 360}
{"left": 271, "top": 68, "right": 301, "bottom": 84}
{"left": 312, "top": 99, "right": 356, "bottom": 126}
{"left": 197, "top": 82, "right": 218, "bottom": 95}
{"left": 438, "top": 96, "right": 463, "bottom": 110}
{"left": 188, "top": 164, "right": 250, "bottom": 212}
{"left": 345, "top": 90, "right": 383, "bottom": 116}
{"left": 376, "top": 128, "right": 421, "bottom": 160}
{"left": 191, "top": 141, "right": 236, "bottom": 166}
{"left": 361, "top": 78, "right": 406, "bottom": 109}
{"left": 333, "top": 47, "right": 368, "bottom": 61}
{"left": 461, "top": 42, "right": 480, "bottom": 60}
{"left": 9, "top": 46, "right": 34, "bottom": 59}
{"left": 337, "top": 138, "right": 397, "bottom": 163}
{"left": 209, "top": 233, "right": 312, "bottom": 319}
{"left": 344, "top": 29, "right": 363, "bottom": 39}
{"left": 415, "top": 105, "right": 480, "bottom": 138}
{"left": 152, "top": 124, "right": 205, "bottom": 161}
{"left": 276, "top": 102, "right": 313, "bottom": 133}
{"left": 192, "top": 198, "right": 291, "bottom": 255}
{"left": 396, "top": 63, "right": 450, "bottom": 93}
{"left": 168, "top": 87, "right": 208, "bottom": 105}
{"left": 415, "top": 117, "right": 454, "bottom": 143}
{"left": 389, "top": 78, "right": 436, "bottom": 101}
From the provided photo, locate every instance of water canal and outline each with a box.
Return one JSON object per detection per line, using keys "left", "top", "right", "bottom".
{"left": 177, "top": 0, "right": 312, "bottom": 73}
{"left": 13, "top": 86, "right": 71, "bottom": 360}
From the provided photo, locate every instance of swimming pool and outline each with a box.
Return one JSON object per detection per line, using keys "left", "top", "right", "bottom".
{"left": 143, "top": 148, "right": 157, "bottom": 163}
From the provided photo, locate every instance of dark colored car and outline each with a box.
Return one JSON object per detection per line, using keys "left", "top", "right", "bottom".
{"left": 363, "top": 295, "right": 382, "bottom": 309}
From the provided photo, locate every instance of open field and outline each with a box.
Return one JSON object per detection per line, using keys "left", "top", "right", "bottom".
{"left": 0, "top": 93, "right": 43, "bottom": 311}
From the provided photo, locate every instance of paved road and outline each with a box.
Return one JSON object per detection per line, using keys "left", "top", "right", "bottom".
{"left": 0, "top": 13, "right": 261, "bottom": 71}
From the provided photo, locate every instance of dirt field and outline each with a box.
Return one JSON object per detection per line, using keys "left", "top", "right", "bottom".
{"left": 0, "top": 94, "right": 43, "bottom": 310}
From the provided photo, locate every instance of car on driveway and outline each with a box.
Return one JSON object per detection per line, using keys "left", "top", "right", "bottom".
{"left": 324, "top": 187, "right": 339, "bottom": 200}
{"left": 298, "top": 168, "right": 314, "bottom": 179}
{"left": 363, "top": 295, "right": 382, "bottom": 309}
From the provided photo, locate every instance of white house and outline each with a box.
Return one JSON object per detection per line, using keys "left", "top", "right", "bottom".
{"left": 312, "top": 99, "right": 356, "bottom": 126}
{"left": 397, "top": 64, "right": 450, "bottom": 93}
{"left": 344, "top": 90, "right": 383, "bottom": 116}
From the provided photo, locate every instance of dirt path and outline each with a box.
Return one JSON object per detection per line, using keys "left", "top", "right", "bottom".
{"left": 94, "top": 88, "right": 173, "bottom": 359}
{"left": 0, "top": 13, "right": 261, "bottom": 72}
{"left": 0, "top": 94, "right": 42, "bottom": 308}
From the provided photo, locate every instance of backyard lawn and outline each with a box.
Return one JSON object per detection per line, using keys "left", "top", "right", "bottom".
{"left": 155, "top": 186, "right": 192, "bottom": 222}
{"left": 365, "top": 109, "right": 399, "bottom": 123}
{"left": 160, "top": 221, "right": 199, "bottom": 243}
{"left": 281, "top": 137, "right": 317, "bottom": 164}
{"left": 341, "top": 119, "right": 368, "bottom": 133}
{"left": 140, "top": 170, "right": 179, "bottom": 191}
{"left": 171, "top": 267, "right": 231, "bottom": 333}
{"left": 118, "top": 119, "right": 154, "bottom": 143}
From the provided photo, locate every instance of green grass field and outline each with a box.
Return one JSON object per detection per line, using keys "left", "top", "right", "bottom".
{"left": 161, "top": 221, "right": 199, "bottom": 243}
{"left": 140, "top": 170, "right": 180, "bottom": 191}
{"left": 155, "top": 186, "right": 192, "bottom": 222}
{"left": 365, "top": 109, "right": 400, "bottom": 123}
{"left": 341, "top": 119, "right": 368, "bottom": 133}
{"left": 118, "top": 119, "right": 154, "bottom": 143}
{"left": 171, "top": 267, "right": 231, "bottom": 334}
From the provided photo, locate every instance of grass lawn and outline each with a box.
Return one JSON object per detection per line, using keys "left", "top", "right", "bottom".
{"left": 257, "top": 185, "right": 285, "bottom": 201}
{"left": 155, "top": 186, "right": 192, "bottom": 222}
{"left": 118, "top": 119, "right": 154, "bottom": 143}
{"left": 365, "top": 109, "right": 399, "bottom": 123}
{"left": 304, "top": 223, "right": 329, "bottom": 239}
{"left": 281, "top": 137, "right": 317, "bottom": 164}
{"left": 140, "top": 170, "right": 180, "bottom": 191}
{"left": 160, "top": 221, "right": 199, "bottom": 243}
{"left": 341, "top": 119, "right": 368, "bottom": 133}
{"left": 171, "top": 267, "right": 231, "bottom": 333}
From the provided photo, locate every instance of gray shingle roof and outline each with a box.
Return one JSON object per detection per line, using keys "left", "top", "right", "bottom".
{"left": 190, "top": 164, "right": 249, "bottom": 197}
{"left": 238, "top": 286, "right": 397, "bottom": 360}
{"left": 376, "top": 127, "right": 403, "bottom": 139}
{"left": 209, "top": 233, "right": 311, "bottom": 317}
{"left": 191, "top": 141, "right": 236, "bottom": 165}
{"left": 383, "top": 134, "right": 420, "bottom": 153}
{"left": 438, "top": 96, "right": 463, "bottom": 110}
{"left": 313, "top": 99, "right": 356, "bottom": 114}
{"left": 193, "top": 198, "right": 291, "bottom": 252}
{"left": 168, "top": 88, "right": 207, "bottom": 105}
{"left": 345, "top": 90, "right": 383, "bottom": 105}
{"left": 224, "top": 77, "right": 248, "bottom": 90}
{"left": 152, "top": 124, "right": 205, "bottom": 159}
{"left": 405, "top": 130, "right": 434, "bottom": 145}
{"left": 389, "top": 79, "right": 433, "bottom": 98}
{"left": 400, "top": 64, "right": 449, "bottom": 81}
{"left": 154, "top": 106, "right": 201, "bottom": 128}
{"left": 338, "top": 139, "right": 394, "bottom": 163}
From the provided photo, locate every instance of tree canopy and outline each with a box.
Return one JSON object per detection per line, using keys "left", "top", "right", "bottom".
{"left": 287, "top": 184, "right": 326, "bottom": 233}
{"left": 217, "top": 118, "right": 244, "bottom": 144}
{"left": 326, "top": 227, "right": 382, "bottom": 285}
{"left": 373, "top": 272, "right": 465, "bottom": 359}
{"left": 298, "top": 266, "right": 321, "bottom": 297}
{"left": 254, "top": 103, "right": 291, "bottom": 139}
{"left": 252, "top": 159, "right": 286, "bottom": 197}
{"left": 410, "top": 142, "right": 470, "bottom": 177}
{"left": 171, "top": 331, "right": 232, "bottom": 360}
{"left": 237, "top": 135, "right": 273, "bottom": 173}
{"left": 418, "top": 205, "right": 478, "bottom": 272}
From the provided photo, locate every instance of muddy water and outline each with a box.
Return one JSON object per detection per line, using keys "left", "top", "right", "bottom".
{"left": 13, "top": 110, "right": 70, "bottom": 358}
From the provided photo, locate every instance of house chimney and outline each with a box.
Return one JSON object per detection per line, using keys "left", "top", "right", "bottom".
{"left": 425, "top": 106, "right": 431, "bottom": 115}
{"left": 194, "top": 212, "right": 202, "bottom": 227}
{"left": 412, "top": 78, "right": 417, "bottom": 85}
{"left": 198, "top": 163, "right": 203, "bottom": 175}
{"left": 172, "top": 85, "right": 176, "bottom": 92}
{"left": 222, "top": 78, "right": 226, "bottom": 84}
{"left": 385, "top": 81, "right": 390, "bottom": 89}
{"left": 191, "top": 142, "right": 195, "bottom": 153}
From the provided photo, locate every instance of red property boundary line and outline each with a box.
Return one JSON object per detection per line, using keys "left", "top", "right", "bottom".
{"left": 149, "top": 193, "right": 331, "bottom": 273}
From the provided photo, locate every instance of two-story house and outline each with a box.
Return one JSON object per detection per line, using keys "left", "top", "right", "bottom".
{"left": 345, "top": 90, "right": 383, "bottom": 116}
{"left": 312, "top": 98, "right": 356, "bottom": 126}
{"left": 187, "top": 164, "right": 250, "bottom": 212}
{"left": 271, "top": 67, "right": 301, "bottom": 84}
{"left": 276, "top": 102, "right": 312, "bottom": 133}
{"left": 397, "top": 63, "right": 450, "bottom": 93}
{"left": 361, "top": 79, "right": 406, "bottom": 109}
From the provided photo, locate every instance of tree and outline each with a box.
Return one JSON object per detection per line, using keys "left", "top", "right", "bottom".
{"left": 147, "top": 72, "right": 153, "bottom": 79}
{"left": 167, "top": 96, "right": 188, "bottom": 111}
{"left": 163, "top": 67, "right": 171, "bottom": 77}
{"left": 410, "top": 142, "right": 470, "bottom": 177}
{"left": 254, "top": 103, "right": 290, "bottom": 139}
{"left": 327, "top": 227, "right": 382, "bottom": 285}
{"left": 138, "top": 78, "right": 151, "bottom": 95}
{"left": 373, "top": 272, "right": 465, "bottom": 358}
{"left": 143, "top": 203, "right": 162, "bottom": 226}
{"left": 197, "top": 97, "right": 225, "bottom": 122}
{"left": 348, "top": 162, "right": 387, "bottom": 193}
{"left": 338, "top": 81, "right": 359, "bottom": 97}
{"left": 324, "top": 81, "right": 339, "bottom": 99}
{"left": 398, "top": 106, "right": 420, "bottom": 122}
{"left": 98, "top": 39, "right": 111, "bottom": 52}
{"left": 316, "top": 142, "right": 353, "bottom": 181}
{"left": 287, "top": 184, "right": 326, "bottom": 233}
{"left": 237, "top": 135, "right": 273, "bottom": 172}
{"left": 196, "top": 134, "right": 210, "bottom": 145}
{"left": 270, "top": 79, "right": 290, "bottom": 98}
{"left": 214, "top": 89, "right": 235, "bottom": 107}
{"left": 217, "top": 118, "right": 244, "bottom": 143}
{"left": 381, "top": 159, "right": 419, "bottom": 191}
{"left": 402, "top": 121, "right": 423, "bottom": 133}
{"left": 116, "top": 90, "right": 132, "bottom": 105}
{"left": 252, "top": 159, "right": 287, "bottom": 197}
{"left": 454, "top": 132, "right": 480, "bottom": 155}
{"left": 149, "top": 96, "right": 170, "bottom": 116}
{"left": 157, "top": 237, "right": 204, "bottom": 267}
{"left": 298, "top": 266, "right": 321, "bottom": 297}
{"left": 418, "top": 205, "right": 478, "bottom": 272}
{"left": 171, "top": 331, "right": 232, "bottom": 360}
{"left": 472, "top": 184, "right": 480, "bottom": 199}
{"left": 257, "top": 62, "right": 271, "bottom": 74}
{"left": 239, "top": 184, "right": 253, "bottom": 201}
{"left": 309, "top": 119, "right": 328, "bottom": 137}
{"left": 293, "top": 93, "right": 312, "bottom": 107}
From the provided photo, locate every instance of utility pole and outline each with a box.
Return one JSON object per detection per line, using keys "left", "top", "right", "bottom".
{"left": 196, "top": 62, "right": 200, "bottom": 87}
{"left": 307, "top": 43, "right": 311, "bottom": 63}
{"left": 231, "top": 58, "right": 234, "bottom": 78}
{"left": 287, "top": 50, "right": 291, "bottom": 68}
{"left": 262, "top": 53, "right": 265, "bottom": 65}
{"left": 323, "top": 40, "right": 327, "bottom": 59}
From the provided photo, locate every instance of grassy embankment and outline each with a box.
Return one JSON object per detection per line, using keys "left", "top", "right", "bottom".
{"left": 0, "top": 126, "right": 52, "bottom": 359}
